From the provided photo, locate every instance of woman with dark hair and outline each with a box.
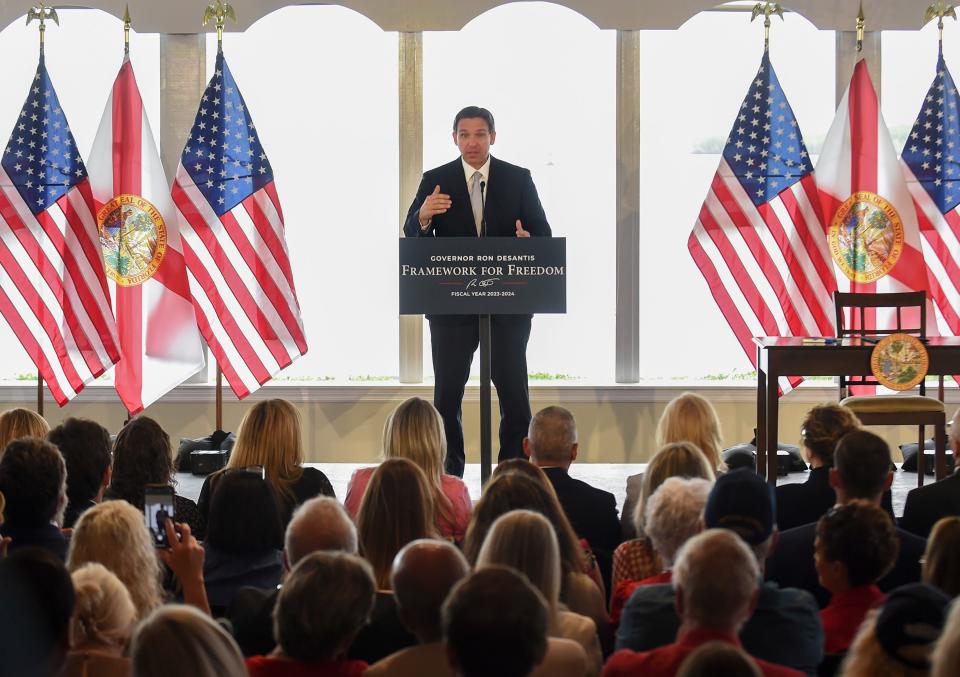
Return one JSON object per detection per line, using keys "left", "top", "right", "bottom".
{"left": 104, "top": 417, "right": 203, "bottom": 538}
{"left": 202, "top": 470, "right": 284, "bottom": 615}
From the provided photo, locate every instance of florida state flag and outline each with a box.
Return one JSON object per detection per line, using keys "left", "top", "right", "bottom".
{"left": 87, "top": 58, "right": 205, "bottom": 414}
{"left": 815, "top": 59, "right": 938, "bottom": 334}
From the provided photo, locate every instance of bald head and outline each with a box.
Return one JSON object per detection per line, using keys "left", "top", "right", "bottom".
{"left": 284, "top": 497, "right": 357, "bottom": 567}
{"left": 391, "top": 539, "right": 470, "bottom": 642}
{"left": 525, "top": 406, "right": 578, "bottom": 466}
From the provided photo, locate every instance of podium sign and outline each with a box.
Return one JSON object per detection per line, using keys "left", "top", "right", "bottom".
{"left": 399, "top": 237, "right": 566, "bottom": 315}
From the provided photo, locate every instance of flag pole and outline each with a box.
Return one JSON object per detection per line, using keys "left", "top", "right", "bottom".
{"left": 203, "top": 0, "right": 236, "bottom": 54}
{"left": 856, "top": 1, "right": 865, "bottom": 53}
{"left": 215, "top": 366, "right": 223, "bottom": 430}
{"left": 36, "top": 377, "right": 43, "bottom": 416}
{"left": 750, "top": 3, "right": 783, "bottom": 53}
{"left": 924, "top": 2, "right": 957, "bottom": 52}
{"left": 123, "top": 4, "right": 130, "bottom": 56}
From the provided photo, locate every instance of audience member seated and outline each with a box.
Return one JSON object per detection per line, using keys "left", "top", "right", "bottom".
{"left": 105, "top": 417, "right": 203, "bottom": 538}
{"left": 477, "top": 510, "right": 603, "bottom": 675}
{"left": 246, "top": 552, "right": 375, "bottom": 677}
{"left": 345, "top": 397, "right": 472, "bottom": 542}
{"left": 67, "top": 500, "right": 192, "bottom": 619}
{"left": 621, "top": 392, "right": 726, "bottom": 540}
{"left": 766, "top": 430, "right": 927, "bottom": 608}
{"left": 524, "top": 406, "right": 621, "bottom": 592}
{"left": 921, "top": 516, "right": 960, "bottom": 598}
{"left": 352, "top": 457, "right": 433, "bottom": 663}
{"left": 603, "top": 529, "right": 802, "bottom": 677}
{"left": 612, "top": 442, "right": 715, "bottom": 592}
{"left": 610, "top": 477, "right": 711, "bottom": 626}
{"left": 63, "top": 563, "right": 135, "bottom": 677}
{"left": 228, "top": 496, "right": 359, "bottom": 657}
{"left": 0, "top": 406, "right": 49, "bottom": 452}
{"left": 0, "top": 437, "right": 69, "bottom": 559}
{"left": 443, "top": 566, "right": 588, "bottom": 677}
{"left": 198, "top": 399, "right": 334, "bottom": 529}
{"left": 901, "top": 406, "right": 960, "bottom": 539}
{"left": 131, "top": 604, "right": 247, "bottom": 677}
{"left": 50, "top": 417, "right": 113, "bottom": 529}
{"left": 815, "top": 501, "right": 899, "bottom": 656}
{"left": 933, "top": 598, "right": 960, "bottom": 677}
{"left": 463, "top": 472, "right": 609, "bottom": 631}
{"left": 0, "top": 548, "right": 75, "bottom": 677}
{"left": 775, "top": 404, "right": 861, "bottom": 531}
{"left": 840, "top": 584, "right": 950, "bottom": 677}
{"left": 202, "top": 470, "right": 284, "bottom": 615}
{"left": 364, "top": 539, "right": 470, "bottom": 677}
{"left": 677, "top": 642, "right": 763, "bottom": 677}
{"left": 617, "top": 468, "right": 823, "bottom": 675}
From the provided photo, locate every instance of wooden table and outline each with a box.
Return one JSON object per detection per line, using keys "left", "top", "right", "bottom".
{"left": 754, "top": 336, "right": 960, "bottom": 483}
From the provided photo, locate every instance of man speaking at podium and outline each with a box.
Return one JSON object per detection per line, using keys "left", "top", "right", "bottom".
{"left": 403, "top": 106, "right": 551, "bottom": 477}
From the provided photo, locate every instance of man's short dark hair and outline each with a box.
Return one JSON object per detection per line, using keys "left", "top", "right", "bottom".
{"left": 0, "top": 438, "right": 66, "bottom": 526}
{"left": 442, "top": 566, "right": 548, "bottom": 677}
{"left": 816, "top": 501, "right": 899, "bottom": 586}
{"left": 48, "top": 417, "right": 111, "bottom": 510}
{"left": 0, "top": 548, "right": 75, "bottom": 674}
{"left": 453, "top": 106, "right": 495, "bottom": 134}
{"left": 834, "top": 429, "right": 892, "bottom": 499}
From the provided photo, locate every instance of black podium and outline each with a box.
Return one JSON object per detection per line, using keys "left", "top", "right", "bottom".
{"left": 399, "top": 237, "right": 567, "bottom": 484}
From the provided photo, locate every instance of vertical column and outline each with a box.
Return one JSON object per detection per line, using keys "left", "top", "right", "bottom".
{"left": 399, "top": 32, "right": 424, "bottom": 383}
{"left": 160, "top": 34, "right": 208, "bottom": 383}
{"left": 616, "top": 30, "right": 640, "bottom": 383}
{"left": 836, "top": 30, "right": 881, "bottom": 105}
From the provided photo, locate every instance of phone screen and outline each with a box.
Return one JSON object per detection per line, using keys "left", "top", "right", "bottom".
{"left": 144, "top": 485, "right": 175, "bottom": 548}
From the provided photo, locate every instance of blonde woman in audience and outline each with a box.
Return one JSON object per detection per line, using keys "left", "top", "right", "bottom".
{"left": 620, "top": 392, "right": 725, "bottom": 539}
{"left": 67, "top": 501, "right": 163, "bottom": 619}
{"left": 345, "top": 397, "right": 472, "bottom": 542}
{"left": 198, "top": 398, "right": 334, "bottom": 527}
{"left": 130, "top": 605, "right": 247, "bottom": 677}
{"left": 476, "top": 509, "right": 602, "bottom": 676}
{"left": 933, "top": 600, "right": 960, "bottom": 677}
{"left": 612, "top": 442, "right": 715, "bottom": 591}
{"left": 840, "top": 584, "right": 950, "bottom": 677}
{"left": 463, "top": 472, "right": 609, "bottom": 633}
{"left": 63, "top": 563, "right": 136, "bottom": 677}
{"left": 357, "top": 457, "right": 439, "bottom": 589}
{"left": 0, "top": 407, "right": 49, "bottom": 453}
{"left": 922, "top": 516, "right": 960, "bottom": 598}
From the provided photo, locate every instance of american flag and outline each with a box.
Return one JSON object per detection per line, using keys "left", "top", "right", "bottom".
{"left": 687, "top": 53, "right": 836, "bottom": 392}
{"left": 0, "top": 59, "right": 120, "bottom": 404}
{"left": 172, "top": 52, "right": 307, "bottom": 398}
{"left": 902, "top": 52, "right": 960, "bottom": 337}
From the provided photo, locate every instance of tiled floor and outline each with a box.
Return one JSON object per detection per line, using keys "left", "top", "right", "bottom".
{"left": 176, "top": 462, "right": 928, "bottom": 518}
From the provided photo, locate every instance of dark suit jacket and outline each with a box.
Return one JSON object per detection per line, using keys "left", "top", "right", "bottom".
{"left": 765, "top": 521, "right": 926, "bottom": 609}
{"left": 542, "top": 466, "right": 621, "bottom": 553}
{"left": 900, "top": 470, "right": 960, "bottom": 539}
{"left": 775, "top": 468, "right": 896, "bottom": 532}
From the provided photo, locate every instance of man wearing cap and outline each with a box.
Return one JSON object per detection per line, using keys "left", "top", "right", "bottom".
{"left": 766, "top": 430, "right": 926, "bottom": 608}
{"left": 603, "top": 529, "right": 803, "bottom": 677}
{"left": 616, "top": 469, "right": 823, "bottom": 676}
{"left": 901, "top": 406, "right": 960, "bottom": 539}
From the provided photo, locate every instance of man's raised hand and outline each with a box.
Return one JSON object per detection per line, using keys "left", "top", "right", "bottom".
{"left": 419, "top": 185, "right": 452, "bottom": 227}
{"left": 515, "top": 219, "right": 530, "bottom": 238}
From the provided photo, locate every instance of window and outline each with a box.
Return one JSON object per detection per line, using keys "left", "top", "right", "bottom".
{"left": 0, "top": 9, "right": 159, "bottom": 382}
{"left": 639, "top": 9, "right": 835, "bottom": 381}
{"left": 206, "top": 6, "right": 398, "bottom": 381}
{"left": 423, "top": 2, "right": 616, "bottom": 382}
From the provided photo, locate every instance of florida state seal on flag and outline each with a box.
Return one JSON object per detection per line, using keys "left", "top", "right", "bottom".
{"left": 87, "top": 58, "right": 205, "bottom": 415}
{"left": 815, "top": 59, "right": 938, "bottom": 335}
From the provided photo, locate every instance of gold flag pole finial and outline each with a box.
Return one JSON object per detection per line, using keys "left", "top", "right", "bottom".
{"left": 750, "top": 2, "right": 784, "bottom": 53}
{"left": 925, "top": 2, "right": 957, "bottom": 53}
{"left": 26, "top": 3, "right": 59, "bottom": 57}
{"left": 123, "top": 5, "right": 131, "bottom": 56}
{"left": 203, "top": 0, "right": 237, "bottom": 53}
{"left": 856, "top": 0, "right": 866, "bottom": 52}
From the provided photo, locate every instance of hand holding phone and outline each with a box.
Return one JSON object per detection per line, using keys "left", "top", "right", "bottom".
{"left": 144, "top": 484, "right": 175, "bottom": 548}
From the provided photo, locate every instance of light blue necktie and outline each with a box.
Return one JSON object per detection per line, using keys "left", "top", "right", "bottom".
{"left": 470, "top": 170, "right": 483, "bottom": 235}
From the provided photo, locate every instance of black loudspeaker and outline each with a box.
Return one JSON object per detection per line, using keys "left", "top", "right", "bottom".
{"left": 722, "top": 441, "right": 806, "bottom": 477}
{"left": 175, "top": 430, "right": 236, "bottom": 475}
{"left": 190, "top": 449, "right": 230, "bottom": 475}
{"left": 900, "top": 439, "right": 956, "bottom": 475}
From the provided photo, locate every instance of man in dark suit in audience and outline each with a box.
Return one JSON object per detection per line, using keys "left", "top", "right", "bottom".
{"left": 0, "top": 438, "right": 69, "bottom": 561}
{"left": 524, "top": 406, "right": 621, "bottom": 589}
{"left": 900, "top": 406, "right": 960, "bottom": 539}
{"left": 766, "top": 430, "right": 926, "bottom": 608}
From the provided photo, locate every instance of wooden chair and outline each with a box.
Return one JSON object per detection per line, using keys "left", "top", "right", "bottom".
{"left": 834, "top": 291, "right": 947, "bottom": 487}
